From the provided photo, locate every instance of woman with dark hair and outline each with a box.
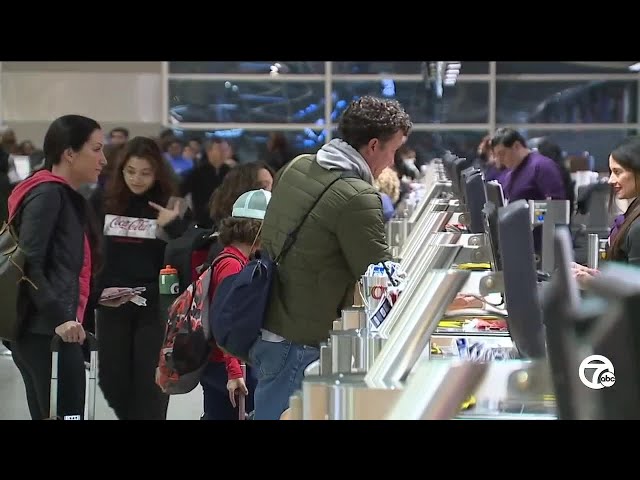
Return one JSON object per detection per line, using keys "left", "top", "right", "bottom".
{"left": 208, "top": 161, "right": 274, "bottom": 227}
{"left": 572, "top": 136, "right": 640, "bottom": 283}
{"left": 90, "top": 136, "right": 181, "bottom": 420}
{"left": 7, "top": 114, "right": 131, "bottom": 420}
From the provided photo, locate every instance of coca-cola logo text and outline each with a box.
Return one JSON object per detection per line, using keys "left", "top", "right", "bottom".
{"left": 104, "top": 214, "right": 158, "bottom": 239}
{"left": 109, "top": 216, "right": 152, "bottom": 231}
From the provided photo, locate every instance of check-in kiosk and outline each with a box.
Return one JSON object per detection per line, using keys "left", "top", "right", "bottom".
{"left": 291, "top": 152, "right": 606, "bottom": 421}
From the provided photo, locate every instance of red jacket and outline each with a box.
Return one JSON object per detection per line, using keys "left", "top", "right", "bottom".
{"left": 207, "top": 245, "right": 247, "bottom": 380}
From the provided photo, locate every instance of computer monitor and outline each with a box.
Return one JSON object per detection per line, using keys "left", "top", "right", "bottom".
{"left": 585, "top": 264, "right": 640, "bottom": 419}
{"left": 485, "top": 180, "right": 505, "bottom": 209}
{"left": 497, "top": 199, "right": 546, "bottom": 359}
{"left": 482, "top": 201, "right": 502, "bottom": 271}
{"left": 551, "top": 226, "right": 581, "bottom": 309}
{"left": 452, "top": 156, "right": 472, "bottom": 198}
{"left": 441, "top": 152, "right": 471, "bottom": 201}
{"left": 442, "top": 154, "right": 460, "bottom": 199}
{"left": 462, "top": 168, "right": 487, "bottom": 234}
{"left": 544, "top": 261, "right": 640, "bottom": 419}
{"left": 541, "top": 227, "right": 583, "bottom": 419}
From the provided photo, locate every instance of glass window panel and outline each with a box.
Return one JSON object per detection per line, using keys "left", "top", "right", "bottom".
{"left": 330, "top": 129, "right": 488, "bottom": 166}
{"left": 165, "top": 128, "right": 327, "bottom": 165}
{"left": 331, "top": 81, "right": 489, "bottom": 123}
{"left": 496, "top": 80, "right": 638, "bottom": 124}
{"left": 404, "top": 131, "right": 489, "bottom": 165}
{"left": 169, "top": 80, "right": 326, "bottom": 124}
{"left": 169, "top": 61, "right": 325, "bottom": 74}
{"left": 333, "top": 62, "right": 489, "bottom": 75}
{"left": 497, "top": 62, "right": 637, "bottom": 74}
{"left": 516, "top": 129, "right": 637, "bottom": 172}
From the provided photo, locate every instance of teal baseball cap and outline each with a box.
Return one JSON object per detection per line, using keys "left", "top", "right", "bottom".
{"left": 232, "top": 189, "right": 272, "bottom": 220}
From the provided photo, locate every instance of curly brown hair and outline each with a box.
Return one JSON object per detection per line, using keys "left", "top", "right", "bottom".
{"left": 338, "top": 96, "right": 412, "bottom": 150}
{"left": 218, "top": 217, "right": 263, "bottom": 247}
{"left": 209, "top": 162, "right": 274, "bottom": 224}
{"left": 104, "top": 136, "right": 177, "bottom": 215}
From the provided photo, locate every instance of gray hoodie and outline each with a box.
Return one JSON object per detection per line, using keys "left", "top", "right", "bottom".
{"left": 315, "top": 139, "right": 374, "bottom": 185}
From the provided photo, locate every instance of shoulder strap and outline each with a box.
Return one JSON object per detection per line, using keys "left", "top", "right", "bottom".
{"left": 211, "top": 252, "right": 246, "bottom": 270}
{"left": 275, "top": 168, "right": 356, "bottom": 264}
{"left": 197, "top": 252, "right": 245, "bottom": 276}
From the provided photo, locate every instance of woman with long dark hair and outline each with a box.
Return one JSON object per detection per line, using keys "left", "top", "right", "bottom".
{"left": 8, "top": 114, "right": 130, "bottom": 420}
{"left": 90, "top": 136, "right": 180, "bottom": 420}
{"left": 573, "top": 136, "right": 640, "bottom": 283}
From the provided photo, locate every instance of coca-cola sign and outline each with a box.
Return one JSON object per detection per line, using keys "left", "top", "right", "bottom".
{"left": 104, "top": 214, "right": 158, "bottom": 239}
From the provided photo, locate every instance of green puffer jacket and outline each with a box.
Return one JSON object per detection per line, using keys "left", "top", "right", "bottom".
{"left": 261, "top": 154, "right": 391, "bottom": 347}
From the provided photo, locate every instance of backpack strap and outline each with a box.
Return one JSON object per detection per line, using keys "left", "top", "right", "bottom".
{"left": 206, "top": 252, "right": 246, "bottom": 299}
{"left": 206, "top": 252, "right": 246, "bottom": 272}
{"left": 274, "top": 166, "right": 360, "bottom": 264}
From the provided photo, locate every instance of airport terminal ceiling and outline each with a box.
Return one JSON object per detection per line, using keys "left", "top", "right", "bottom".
{"left": 164, "top": 61, "right": 640, "bottom": 170}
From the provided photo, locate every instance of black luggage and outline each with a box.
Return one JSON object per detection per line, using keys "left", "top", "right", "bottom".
{"left": 49, "top": 333, "right": 99, "bottom": 420}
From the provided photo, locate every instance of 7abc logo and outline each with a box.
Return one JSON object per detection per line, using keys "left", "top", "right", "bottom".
{"left": 579, "top": 355, "right": 616, "bottom": 390}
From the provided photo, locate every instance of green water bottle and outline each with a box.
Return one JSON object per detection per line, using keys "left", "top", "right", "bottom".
{"left": 159, "top": 265, "right": 180, "bottom": 296}
{"left": 159, "top": 265, "right": 180, "bottom": 314}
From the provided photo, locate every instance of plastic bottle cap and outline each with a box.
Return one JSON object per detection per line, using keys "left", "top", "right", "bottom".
{"left": 160, "top": 265, "right": 178, "bottom": 275}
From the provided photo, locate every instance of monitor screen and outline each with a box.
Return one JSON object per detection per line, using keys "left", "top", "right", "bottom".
{"left": 451, "top": 156, "right": 472, "bottom": 199}
{"left": 541, "top": 227, "right": 590, "bottom": 419}
{"left": 442, "top": 152, "right": 459, "bottom": 197}
{"left": 498, "top": 199, "right": 546, "bottom": 359}
{"left": 462, "top": 168, "right": 487, "bottom": 234}
{"left": 552, "top": 226, "right": 581, "bottom": 309}
{"left": 441, "top": 152, "right": 471, "bottom": 201}
{"left": 482, "top": 201, "right": 501, "bottom": 271}
{"left": 485, "top": 180, "right": 505, "bottom": 209}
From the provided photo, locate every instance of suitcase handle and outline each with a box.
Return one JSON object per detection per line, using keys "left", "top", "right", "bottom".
{"left": 51, "top": 331, "right": 98, "bottom": 352}
{"left": 238, "top": 363, "right": 247, "bottom": 420}
{"left": 50, "top": 332, "right": 99, "bottom": 420}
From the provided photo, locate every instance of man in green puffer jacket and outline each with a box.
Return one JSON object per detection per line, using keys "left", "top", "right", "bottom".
{"left": 249, "top": 96, "right": 413, "bottom": 420}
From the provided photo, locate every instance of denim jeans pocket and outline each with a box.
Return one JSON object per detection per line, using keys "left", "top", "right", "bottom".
{"left": 250, "top": 338, "right": 291, "bottom": 379}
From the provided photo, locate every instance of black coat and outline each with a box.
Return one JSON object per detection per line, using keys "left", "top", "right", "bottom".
{"left": 15, "top": 182, "right": 100, "bottom": 336}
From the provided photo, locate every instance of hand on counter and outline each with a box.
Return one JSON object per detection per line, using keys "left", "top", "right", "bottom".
{"left": 570, "top": 262, "right": 599, "bottom": 287}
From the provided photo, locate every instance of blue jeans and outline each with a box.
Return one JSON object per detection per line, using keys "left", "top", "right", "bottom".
{"left": 249, "top": 337, "right": 319, "bottom": 420}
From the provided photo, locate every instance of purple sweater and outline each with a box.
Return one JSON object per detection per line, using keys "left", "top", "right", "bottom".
{"left": 503, "top": 151, "right": 568, "bottom": 203}
{"left": 503, "top": 152, "right": 568, "bottom": 255}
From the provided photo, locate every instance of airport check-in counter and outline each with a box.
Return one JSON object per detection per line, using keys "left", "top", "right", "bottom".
{"left": 290, "top": 154, "right": 630, "bottom": 420}
{"left": 289, "top": 156, "right": 521, "bottom": 420}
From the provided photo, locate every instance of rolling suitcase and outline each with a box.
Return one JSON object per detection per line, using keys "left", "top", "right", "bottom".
{"left": 49, "top": 332, "right": 99, "bottom": 420}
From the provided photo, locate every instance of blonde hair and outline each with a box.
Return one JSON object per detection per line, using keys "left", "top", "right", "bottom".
{"left": 374, "top": 167, "right": 400, "bottom": 203}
